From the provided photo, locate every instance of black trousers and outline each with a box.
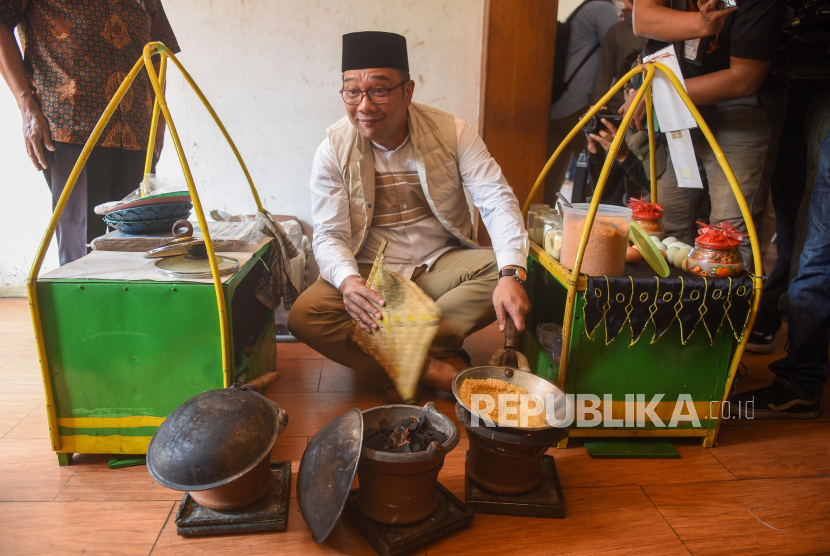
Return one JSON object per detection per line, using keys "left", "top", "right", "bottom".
{"left": 42, "top": 142, "right": 155, "bottom": 265}
{"left": 752, "top": 85, "right": 812, "bottom": 335}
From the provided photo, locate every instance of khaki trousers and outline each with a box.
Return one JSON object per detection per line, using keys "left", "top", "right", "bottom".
{"left": 658, "top": 88, "right": 787, "bottom": 265}
{"left": 287, "top": 249, "right": 499, "bottom": 375}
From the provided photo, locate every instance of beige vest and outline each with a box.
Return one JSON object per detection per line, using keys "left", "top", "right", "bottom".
{"left": 325, "top": 102, "right": 479, "bottom": 256}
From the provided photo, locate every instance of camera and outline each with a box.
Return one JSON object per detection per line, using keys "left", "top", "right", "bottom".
{"left": 581, "top": 113, "right": 625, "bottom": 136}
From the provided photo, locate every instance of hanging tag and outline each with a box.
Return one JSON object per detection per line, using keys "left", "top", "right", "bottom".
{"left": 666, "top": 129, "right": 704, "bottom": 189}
{"left": 643, "top": 45, "right": 697, "bottom": 132}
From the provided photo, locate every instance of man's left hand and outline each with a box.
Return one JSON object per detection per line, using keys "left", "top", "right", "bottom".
{"left": 493, "top": 272, "right": 531, "bottom": 333}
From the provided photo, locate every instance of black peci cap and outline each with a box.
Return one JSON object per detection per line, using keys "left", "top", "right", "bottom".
{"left": 342, "top": 31, "right": 409, "bottom": 72}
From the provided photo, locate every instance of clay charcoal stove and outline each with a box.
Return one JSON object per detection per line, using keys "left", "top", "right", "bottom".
{"left": 364, "top": 415, "right": 448, "bottom": 454}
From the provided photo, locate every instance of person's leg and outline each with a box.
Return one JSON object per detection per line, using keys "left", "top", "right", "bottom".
{"left": 113, "top": 147, "right": 152, "bottom": 201}
{"left": 655, "top": 148, "right": 706, "bottom": 245}
{"left": 769, "top": 128, "right": 830, "bottom": 402}
{"left": 544, "top": 108, "right": 588, "bottom": 205}
{"left": 749, "top": 90, "right": 810, "bottom": 348}
{"left": 287, "top": 266, "right": 387, "bottom": 377}
{"left": 730, "top": 127, "right": 830, "bottom": 418}
{"left": 84, "top": 147, "right": 116, "bottom": 245}
{"left": 699, "top": 88, "right": 787, "bottom": 267}
{"left": 42, "top": 142, "right": 90, "bottom": 265}
{"left": 412, "top": 249, "right": 499, "bottom": 358}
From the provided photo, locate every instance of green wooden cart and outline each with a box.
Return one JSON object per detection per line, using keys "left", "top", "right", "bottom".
{"left": 519, "top": 61, "right": 764, "bottom": 448}
{"left": 36, "top": 247, "right": 275, "bottom": 464}
{"left": 27, "top": 42, "right": 277, "bottom": 464}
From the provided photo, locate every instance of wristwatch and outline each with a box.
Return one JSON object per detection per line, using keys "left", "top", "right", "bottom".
{"left": 498, "top": 267, "right": 527, "bottom": 284}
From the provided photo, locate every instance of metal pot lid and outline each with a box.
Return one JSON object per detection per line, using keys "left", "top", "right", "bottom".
{"left": 297, "top": 408, "right": 363, "bottom": 544}
{"left": 154, "top": 254, "right": 239, "bottom": 278}
{"left": 146, "top": 388, "right": 279, "bottom": 492}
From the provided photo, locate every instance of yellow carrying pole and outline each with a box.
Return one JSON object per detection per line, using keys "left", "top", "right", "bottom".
{"left": 522, "top": 64, "right": 647, "bottom": 217}
{"left": 651, "top": 61, "right": 764, "bottom": 446}
{"left": 144, "top": 53, "right": 168, "bottom": 178}
{"left": 141, "top": 43, "right": 232, "bottom": 387}
{"left": 645, "top": 86, "right": 657, "bottom": 203}
{"left": 29, "top": 43, "right": 269, "bottom": 453}
{"left": 526, "top": 60, "right": 761, "bottom": 447}
{"left": 27, "top": 56, "right": 148, "bottom": 452}
{"left": 161, "top": 51, "right": 264, "bottom": 214}
{"left": 556, "top": 65, "right": 657, "bottom": 389}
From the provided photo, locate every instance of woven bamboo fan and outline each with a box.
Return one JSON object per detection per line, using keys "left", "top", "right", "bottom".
{"left": 354, "top": 255, "right": 442, "bottom": 401}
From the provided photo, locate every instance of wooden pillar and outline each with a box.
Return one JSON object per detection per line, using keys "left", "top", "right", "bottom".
{"left": 477, "top": 0, "right": 558, "bottom": 245}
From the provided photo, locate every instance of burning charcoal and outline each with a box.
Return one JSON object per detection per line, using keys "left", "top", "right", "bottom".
{"left": 377, "top": 417, "right": 394, "bottom": 435}
{"left": 391, "top": 425, "right": 409, "bottom": 447}
{"left": 363, "top": 414, "right": 449, "bottom": 454}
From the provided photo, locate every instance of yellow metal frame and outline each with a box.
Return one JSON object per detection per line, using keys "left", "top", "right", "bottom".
{"left": 26, "top": 42, "right": 266, "bottom": 452}
{"left": 523, "top": 62, "right": 763, "bottom": 447}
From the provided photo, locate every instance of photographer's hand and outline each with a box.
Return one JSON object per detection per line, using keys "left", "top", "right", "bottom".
{"left": 589, "top": 118, "right": 630, "bottom": 163}
{"left": 699, "top": 0, "right": 737, "bottom": 36}
{"left": 620, "top": 87, "right": 648, "bottom": 131}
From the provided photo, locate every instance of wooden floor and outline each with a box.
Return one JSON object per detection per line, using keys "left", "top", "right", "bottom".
{"left": 1, "top": 297, "right": 828, "bottom": 556}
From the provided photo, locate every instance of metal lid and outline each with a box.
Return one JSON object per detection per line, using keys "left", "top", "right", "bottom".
{"left": 297, "top": 408, "right": 363, "bottom": 543}
{"left": 154, "top": 254, "right": 239, "bottom": 278}
{"left": 146, "top": 388, "right": 278, "bottom": 492}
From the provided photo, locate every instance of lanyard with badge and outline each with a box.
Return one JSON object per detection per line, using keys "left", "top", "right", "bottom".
{"left": 671, "top": 0, "right": 710, "bottom": 66}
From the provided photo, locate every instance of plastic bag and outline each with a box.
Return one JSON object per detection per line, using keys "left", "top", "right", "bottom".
{"left": 94, "top": 174, "right": 189, "bottom": 215}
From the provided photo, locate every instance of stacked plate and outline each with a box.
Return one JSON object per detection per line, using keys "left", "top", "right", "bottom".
{"left": 103, "top": 191, "right": 192, "bottom": 234}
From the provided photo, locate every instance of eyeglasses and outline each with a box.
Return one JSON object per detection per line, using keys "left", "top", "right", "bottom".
{"left": 340, "top": 81, "right": 406, "bottom": 105}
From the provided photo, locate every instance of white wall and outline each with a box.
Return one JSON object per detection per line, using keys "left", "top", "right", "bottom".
{"left": 0, "top": 0, "right": 485, "bottom": 295}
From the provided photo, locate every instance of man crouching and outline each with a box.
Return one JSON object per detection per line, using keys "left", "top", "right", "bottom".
{"left": 288, "top": 31, "right": 530, "bottom": 396}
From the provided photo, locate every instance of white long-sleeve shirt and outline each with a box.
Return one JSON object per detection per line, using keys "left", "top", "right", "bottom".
{"left": 310, "top": 117, "right": 529, "bottom": 289}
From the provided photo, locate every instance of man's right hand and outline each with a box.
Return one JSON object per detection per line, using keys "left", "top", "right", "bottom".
{"left": 340, "top": 275, "right": 386, "bottom": 332}
{"left": 22, "top": 102, "right": 55, "bottom": 170}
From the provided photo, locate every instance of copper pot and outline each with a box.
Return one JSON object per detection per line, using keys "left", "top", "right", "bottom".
{"left": 189, "top": 456, "right": 273, "bottom": 511}
{"left": 357, "top": 403, "right": 458, "bottom": 524}
{"left": 456, "top": 402, "right": 567, "bottom": 495}
{"left": 147, "top": 371, "right": 288, "bottom": 511}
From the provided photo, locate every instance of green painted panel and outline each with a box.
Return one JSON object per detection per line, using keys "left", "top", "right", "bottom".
{"left": 37, "top": 280, "right": 224, "bottom": 420}
{"left": 567, "top": 316, "right": 731, "bottom": 404}
{"left": 58, "top": 426, "right": 159, "bottom": 437}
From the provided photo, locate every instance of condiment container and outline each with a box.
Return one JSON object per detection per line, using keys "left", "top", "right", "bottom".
{"left": 685, "top": 243, "right": 743, "bottom": 277}
{"left": 526, "top": 204, "right": 550, "bottom": 233}
{"left": 628, "top": 198, "right": 665, "bottom": 240}
{"left": 530, "top": 209, "right": 553, "bottom": 244}
{"left": 560, "top": 203, "right": 632, "bottom": 277}
{"left": 535, "top": 212, "right": 560, "bottom": 249}
{"left": 685, "top": 221, "right": 746, "bottom": 277}
{"left": 544, "top": 217, "right": 563, "bottom": 260}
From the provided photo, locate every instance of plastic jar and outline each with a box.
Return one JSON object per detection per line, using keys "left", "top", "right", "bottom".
{"left": 533, "top": 212, "right": 559, "bottom": 247}
{"left": 526, "top": 204, "right": 550, "bottom": 233}
{"left": 560, "top": 204, "right": 632, "bottom": 276}
{"left": 685, "top": 240, "right": 743, "bottom": 277}
{"left": 544, "top": 217, "right": 563, "bottom": 260}
{"left": 632, "top": 215, "right": 665, "bottom": 240}
{"left": 628, "top": 199, "right": 665, "bottom": 240}
{"left": 532, "top": 209, "right": 554, "bottom": 244}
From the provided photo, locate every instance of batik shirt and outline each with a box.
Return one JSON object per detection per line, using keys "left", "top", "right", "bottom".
{"left": 1, "top": 0, "right": 180, "bottom": 150}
